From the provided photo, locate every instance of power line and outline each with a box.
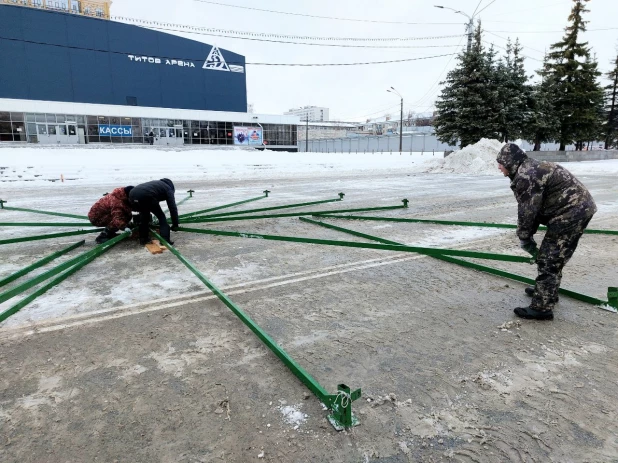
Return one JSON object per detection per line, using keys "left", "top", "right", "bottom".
{"left": 144, "top": 25, "right": 465, "bottom": 49}
{"left": 193, "top": 0, "right": 464, "bottom": 25}
{"left": 487, "top": 27, "right": 618, "bottom": 34}
{"left": 476, "top": 0, "right": 498, "bottom": 16}
{"left": 485, "top": 31, "right": 545, "bottom": 54}
{"left": 471, "top": 0, "right": 485, "bottom": 18}
{"left": 0, "top": 35, "right": 456, "bottom": 67}
{"left": 112, "top": 16, "right": 465, "bottom": 42}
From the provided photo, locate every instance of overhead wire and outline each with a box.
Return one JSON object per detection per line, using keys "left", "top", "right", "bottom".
{"left": 0, "top": 36, "right": 457, "bottom": 67}
{"left": 192, "top": 0, "right": 463, "bottom": 26}
{"left": 476, "top": 0, "right": 498, "bottom": 16}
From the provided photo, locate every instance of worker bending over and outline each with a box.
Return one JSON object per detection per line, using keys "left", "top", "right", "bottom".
{"left": 129, "top": 178, "right": 179, "bottom": 245}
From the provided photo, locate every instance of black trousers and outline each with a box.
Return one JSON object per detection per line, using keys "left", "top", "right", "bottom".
{"left": 131, "top": 197, "right": 170, "bottom": 244}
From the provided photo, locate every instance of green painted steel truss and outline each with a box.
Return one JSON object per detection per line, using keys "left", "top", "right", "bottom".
{"left": 1, "top": 190, "right": 616, "bottom": 431}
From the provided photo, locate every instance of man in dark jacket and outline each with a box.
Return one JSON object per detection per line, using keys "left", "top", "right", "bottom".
{"left": 497, "top": 143, "right": 597, "bottom": 320}
{"left": 88, "top": 186, "right": 134, "bottom": 244}
{"left": 129, "top": 178, "right": 179, "bottom": 245}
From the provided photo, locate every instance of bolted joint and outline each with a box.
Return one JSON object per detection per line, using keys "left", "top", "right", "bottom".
{"left": 402, "top": 199, "right": 409, "bottom": 208}
{"left": 0, "top": 199, "right": 6, "bottom": 209}
{"left": 326, "top": 383, "right": 361, "bottom": 431}
{"left": 187, "top": 189, "right": 195, "bottom": 198}
{"left": 608, "top": 287, "right": 618, "bottom": 309}
{"left": 338, "top": 192, "right": 345, "bottom": 200}
{"left": 263, "top": 190, "right": 271, "bottom": 197}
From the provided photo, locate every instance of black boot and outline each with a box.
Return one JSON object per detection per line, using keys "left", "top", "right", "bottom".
{"left": 525, "top": 286, "right": 534, "bottom": 297}
{"left": 514, "top": 306, "right": 554, "bottom": 320}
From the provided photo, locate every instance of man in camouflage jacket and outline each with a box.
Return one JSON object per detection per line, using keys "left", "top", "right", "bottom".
{"left": 88, "top": 186, "right": 134, "bottom": 244}
{"left": 497, "top": 143, "right": 597, "bottom": 320}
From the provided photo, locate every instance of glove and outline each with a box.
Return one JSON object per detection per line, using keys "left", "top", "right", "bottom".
{"left": 124, "top": 227, "right": 132, "bottom": 234}
{"left": 519, "top": 238, "right": 538, "bottom": 256}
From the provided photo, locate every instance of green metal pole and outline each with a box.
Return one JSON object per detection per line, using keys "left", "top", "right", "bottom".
{"left": 0, "top": 232, "right": 129, "bottom": 305}
{"left": 0, "top": 222, "right": 95, "bottom": 227}
{"left": 178, "top": 193, "right": 268, "bottom": 219}
{"left": 176, "top": 226, "right": 532, "bottom": 263}
{"left": 151, "top": 229, "right": 361, "bottom": 429}
{"left": 179, "top": 205, "right": 408, "bottom": 224}
{"left": 0, "top": 205, "right": 88, "bottom": 220}
{"left": 0, "top": 237, "right": 125, "bottom": 324}
{"left": 303, "top": 218, "right": 614, "bottom": 310}
{"left": 0, "top": 240, "right": 85, "bottom": 288}
{"left": 193, "top": 196, "right": 344, "bottom": 219}
{"left": 0, "top": 229, "right": 103, "bottom": 246}
{"left": 314, "top": 214, "right": 618, "bottom": 237}
{"left": 163, "top": 194, "right": 192, "bottom": 216}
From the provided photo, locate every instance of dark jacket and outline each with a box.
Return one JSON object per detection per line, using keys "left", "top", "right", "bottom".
{"left": 129, "top": 178, "right": 179, "bottom": 226}
{"left": 497, "top": 144, "right": 597, "bottom": 240}
{"left": 88, "top": 187, "right": 133, "bottom": 230}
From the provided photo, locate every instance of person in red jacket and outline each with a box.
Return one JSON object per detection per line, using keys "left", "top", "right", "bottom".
{"left": 88, "top": 186, "right": 134, "bottom": 244}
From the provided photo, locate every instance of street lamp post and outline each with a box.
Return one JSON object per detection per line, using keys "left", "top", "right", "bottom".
{"left": 387, "top": 87, "right": 403, "bottom": 153}
{"left": 434, "top": 5, "right": 474, "bottom": 53}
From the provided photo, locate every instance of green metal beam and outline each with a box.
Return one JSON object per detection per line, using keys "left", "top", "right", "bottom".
{"left": 0, "top": 240, "right": 85, "bottom": 288}
{"left": 303, "top": 218, "right": 614, "bottom": 310}
{"left": 0, "top": 205, "right": 88, "bottom": 220}
{"left": 163, "top": 194, "right": 192, "bottom": 216}
{"left": 151, "top": 229, "right": 361, "bottom": 429}
{"left": 0, "top": 237, "right": 125, "bottom": 324}
{"left": 0, "top": 232, "right": 129, "bottom": 305}
{"left": 0, "top": 222, "right": 95, "bottom": 228}
{"left": 178, "top": 193, "right": 268, "bottom": 219}
{"left": 177, "top": 226, "right": 532, "bottom": 263}
{"left": 0, "top": 229, "right": 103, "bottom": 246}
{"left": 179, "top": 205, "right": 408, "bottom": 224}
{"left": 192, "top": 195, "right": 345, "bottom": 219}
{"left": 314, "top": 214, "right": 618, "bottom": 237}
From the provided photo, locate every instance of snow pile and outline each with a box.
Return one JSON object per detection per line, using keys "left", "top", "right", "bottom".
{"left": 279, "top": 404, "right": 308, "bottom": 427}
{"left": 413, "top": 138, "right": 505, "bottom": 175}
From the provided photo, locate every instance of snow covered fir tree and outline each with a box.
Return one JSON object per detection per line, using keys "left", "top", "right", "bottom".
{"left": 433, "top": 0, "right": 608, "bottom": 151}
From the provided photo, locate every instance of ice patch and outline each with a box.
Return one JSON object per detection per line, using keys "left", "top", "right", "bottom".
{"left": 279, "top": 404, "right": 308, "bottom": 427}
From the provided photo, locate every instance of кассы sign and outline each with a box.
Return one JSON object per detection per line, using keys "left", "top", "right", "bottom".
{"left": 99, "top": 125, "right": 133, "bottom": 137}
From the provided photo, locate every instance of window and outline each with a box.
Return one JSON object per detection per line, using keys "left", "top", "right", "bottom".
{"left": 38, "top": 125, "right": 48, "bottom": 135}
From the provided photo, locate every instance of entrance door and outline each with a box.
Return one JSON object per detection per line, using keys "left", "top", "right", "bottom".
{"left": 66, "top": 123, "right": 79, "bottom": 144}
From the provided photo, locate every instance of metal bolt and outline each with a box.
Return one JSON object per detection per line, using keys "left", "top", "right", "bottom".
{"left": 0, "top": 199, "right": 6, "bottom": 209}
{"left": 263, "top": 190, "right": 271, "bottom": 197}
{"left": 187, "top": 189, "right": 195, "bottom": 198}
{"left": 338, "top": 192, "right": 345, "bottom": 200}
{"left": 402, "top": 199, "right": 409, "bottom": 208}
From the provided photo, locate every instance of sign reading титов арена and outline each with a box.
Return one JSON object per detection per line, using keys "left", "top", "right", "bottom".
{"left": 126, "top": 46, "right": 244, "bottom": 73}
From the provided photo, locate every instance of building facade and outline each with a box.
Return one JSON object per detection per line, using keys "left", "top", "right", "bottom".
{"left": 0, "top": 3, "right": 299, "bottom": 150}
{"left": 284, "top": 106, "right": 329, "bottom": 122}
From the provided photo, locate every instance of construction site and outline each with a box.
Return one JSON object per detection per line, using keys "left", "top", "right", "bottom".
{"left": 1, "top": 142, "right": 617, "bottom": 462}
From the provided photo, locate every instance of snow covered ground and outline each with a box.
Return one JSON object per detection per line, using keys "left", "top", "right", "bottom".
{"left": 1, "top": 141, "right": 617, "bottom": 188}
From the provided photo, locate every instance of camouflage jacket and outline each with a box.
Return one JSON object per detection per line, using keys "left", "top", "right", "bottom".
{"left": 509, "top": 158, "right": 597, "bottom": 240}
{"left": 87, "top": 187, "right": 132, "bottom": 230}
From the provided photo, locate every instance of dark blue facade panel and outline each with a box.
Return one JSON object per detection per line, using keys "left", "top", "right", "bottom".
{"left": 0, "top": 5, "right": 247, "bottom": 112}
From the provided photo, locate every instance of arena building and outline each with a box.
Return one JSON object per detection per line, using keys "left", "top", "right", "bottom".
{"left": 0, "top": 1, "right": 299, "bottom": 149}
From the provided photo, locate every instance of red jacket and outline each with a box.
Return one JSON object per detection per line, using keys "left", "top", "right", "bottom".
{"left": 88, "top": 187, "right": 132, "bottom": 230}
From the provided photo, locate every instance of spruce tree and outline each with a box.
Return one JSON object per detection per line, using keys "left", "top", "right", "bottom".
{"left": 496, "top": 39, "right": 530, "bottom": 143}
{"left": 603, "top": 55, "right": 618, "bottom": 149}
{"left": 525, "top": 55, "right": 560, "bottom": 150}
{"left": 541, "top": 0, "right": 604, "bottom": 150}
{"left": 434, "top": 23, "right": 501, "bottom": 148}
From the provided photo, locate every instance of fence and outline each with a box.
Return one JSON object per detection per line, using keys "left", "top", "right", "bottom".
{"left": 300, "top": 134, "right": 456, "bottom": 153}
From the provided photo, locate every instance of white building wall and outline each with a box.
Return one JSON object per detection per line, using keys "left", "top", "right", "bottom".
{"left": 284, "top": 106, "right": 329, "bottom": 122}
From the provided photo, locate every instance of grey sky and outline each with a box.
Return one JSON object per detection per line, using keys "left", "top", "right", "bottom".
{"left": 112, "top": 0, "right": 617, "bottom": 121}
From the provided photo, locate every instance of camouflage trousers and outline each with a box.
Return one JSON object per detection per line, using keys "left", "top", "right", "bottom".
{"left": 531, "top": 216, "right": 593, "bottom": 311}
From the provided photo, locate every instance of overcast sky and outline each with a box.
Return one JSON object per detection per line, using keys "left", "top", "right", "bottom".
{"left": 112, "top": 0, "right": 617, "bottom": 121}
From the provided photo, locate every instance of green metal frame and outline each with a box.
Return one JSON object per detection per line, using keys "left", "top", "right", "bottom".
{"left": 177, "top": 226, "right": 533, "bottom": 263}
{"left": 302, "top": 218, "right": 616, "bottom": 311}
{"left": 151, "top": 229, "right": 361, "bottom": 430}
{"left": 0, "top": 202, "right": 88, "bottom": 220}
{"left": 190, "top": 193, "right": 346, "bottom": 219}
{"left": 0, "top": 235, "right": 127, "bottom": 323}
{"left": 314, "top": 214, "right": 618, "bottom": 236}
{"left": 0, "top": 232, "right": 129, "bottom": 306}
{"left": 0, "top": 240, "right": 85, "bottom": 288}
{"left": 179, "top": 204, "right": 409, "bottom": 224}
{"left": 0, "top": 229, "right": 103, "bottom": 246}
{"left": 0, "top": 222, "right": 95, "bottom": 227}
{"left": 178, "top": 192, "right": 269, "bottom": 219}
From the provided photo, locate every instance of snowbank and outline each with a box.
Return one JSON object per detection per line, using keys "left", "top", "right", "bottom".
{"left": 411, "top": 138, "right": 505, "bottom": 175}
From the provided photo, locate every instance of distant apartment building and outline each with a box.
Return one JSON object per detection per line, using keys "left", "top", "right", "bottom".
{"left": 284, "top": 106, "right": 329, "bottom": 122}
{"left": 297, "top": 121, "right": 359, "bottom": 141}
{"left": 3, "top": 0, "right": 113, "bottom": 19}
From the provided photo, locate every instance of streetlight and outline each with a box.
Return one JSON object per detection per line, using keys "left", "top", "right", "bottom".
{"left": 434, "top": 5, "right": 474, "bottom": 52}
{"left": 387, "top": 87, "right": 403, "bottom": 153}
